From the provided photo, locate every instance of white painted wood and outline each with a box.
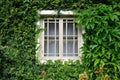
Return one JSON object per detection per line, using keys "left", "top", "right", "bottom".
{"left": 59, "top": 19, "right": 63, "bottom": 57}
{"left": 37, "top": 18, "right": 83, "bottom": 61}
{"left": 78, "top": 27, "right": 83, "bottom": 57}
{"left": 38, "top": 10, "right": 74, "bottom": 15}
{"left": 36, "top": 20, "right": 44, "bottom": 60}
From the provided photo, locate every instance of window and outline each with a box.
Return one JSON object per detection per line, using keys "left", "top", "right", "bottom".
{"left": 37, "top": 11, "right": 83, "bottom": 61}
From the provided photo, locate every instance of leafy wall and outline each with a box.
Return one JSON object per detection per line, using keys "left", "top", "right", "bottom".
{"left": 0, "top": 0, "right": 85, "bottom": 79}
{"left": 0, "top": 0, "right": 39, "bottom": 79}
{"left": 0, "top": 0, "right": 120, "bottom": 80}
{"left": 76, "top": 3, "right": 120, "bottom": 79}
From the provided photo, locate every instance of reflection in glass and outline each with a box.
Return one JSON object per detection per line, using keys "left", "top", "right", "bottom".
{"left": 44, "top": 41, "right": 47, "bottom": 53}
{"left": 56, "top": 23, "right": 59, "bottom": 35}
{"left": 49, "top": 23, "right": 55, "bottom": 35}
{"left": 56, "top": 41, "right": 59, "bottom": 56}
{"left": 67, "top": 41, "right": 73, "bottom": 53}
{"left": 63, "top": 40, "right": 66, "bottom": 53}
{"left": 75, "top": 40, "right": 78, "bottom": 53}
{"left": 44, "top": 23, "right": 47, "bottom": 35}
{"left": 63, "top": 23, "right": 66, "bottom": 35}
{"left": 75, "top": 24, "right": 78, "bottom": 35}
{"left": 67, "top": 23, "right": 73, "bottom": 35}
{"left": 49, "top": 40, "right": 55, "bottom": 56}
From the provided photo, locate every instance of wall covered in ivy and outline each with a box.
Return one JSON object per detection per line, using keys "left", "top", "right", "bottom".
{"left": 76, "top": 3, "right": 120, "bottom": 79}
{"left": 0, "top": 0, "right": 85, "bottom": 79}
{"left": 0, "top": 0, "right": 120, "bottom": 79}
{"left": 0, "top": 0, "right": 39, "bottom": 79}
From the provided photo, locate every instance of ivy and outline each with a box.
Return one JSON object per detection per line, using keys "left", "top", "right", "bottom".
{"left": 0, "top": 0, "right": 86, "bottom": 79}
{"left": 0, "top": 0, "right": 120, "bottom": 79}
{"left": 76, "top": 3, "right": 120, "bottom": 79}
{"left": 0, "top": 0, "right": 40, "bottom": 79}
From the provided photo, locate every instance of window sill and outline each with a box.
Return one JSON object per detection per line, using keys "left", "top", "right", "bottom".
{"left": 39, "top": 56, "right": 80, "bottom": 63}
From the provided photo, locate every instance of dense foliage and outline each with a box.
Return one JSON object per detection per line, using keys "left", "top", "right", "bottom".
{"left": 0, "top": 0, "right": 84, "bottom": 80}
{"left": 0, "top": 0, "right": 40, "bottom": 79}
{"left": 39, "top": 60, "right": 84, "bottom": 80}
{"left": 76, "top": 3, "right": 120, "bottom": 79}
{"left": 0, "top": 0, "right": 120, "bottom": 80}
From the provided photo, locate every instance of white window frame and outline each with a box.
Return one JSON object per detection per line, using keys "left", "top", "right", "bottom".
{"left": 36, "top": 10, "right": 83, "bottom": 62}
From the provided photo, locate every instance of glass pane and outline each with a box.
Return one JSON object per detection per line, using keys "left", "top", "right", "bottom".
{"left": 67, "top": 40, "right": 73, "bottom": 56}
{"left": 49, "top": 40, "right": 55, "bottom": 56}
{"left": 63, "top": 19, "right": 66, "bottom": 22}
{"left": 63, "top": 40, "right": 66, "bottom": 53}
{"left": 67, "top": 41, "right": 73, "bottom": 53}
{"left": 49, "top": 20, "right": 55, "bottom": 22}
{"left": 56, "top": 23, "right": 59, "bottom": 35}
{"left": 44, "top": 41, "right": 47, "bottom": 53}
{"left": 56, "top": 41, "right": 59, "bottom": 56}
{"left": 63, "top": 23, "right": 66, "bottom": 35}
{"left": 63, "top": 39, "right": 66, "bottom": 56}
{"left": 75, "top": 40, "right": 78, "bottom": 53}
{"left": 67, "top": 20, "right": 73, "bottom": 22}
{"left": 49, "top": 23, "right": 55, "bottom": 35}
{"left": 44, "top": 23, "right": 47, "bottom": 35}
{"left": 67, "top": 23, "right": 73, "bottom": 35}
{"left": 75, "top": 24, "right": 78, "bottom": 35}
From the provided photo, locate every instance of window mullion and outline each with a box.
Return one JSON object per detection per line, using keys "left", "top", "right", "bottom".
{"left": 73, "top": 22, "right": 75, "bottom": 55}
{"left": 59, "top": 19, "right": 63, "bottom": 57}
{"left": 55, "top": 19, "right": 56, "bottom": 56}
{"left": 66, "top": 19, "right": 67, "bottom": 56}
{"left": 47, "top": 19, "right": 49, "bottom": 56}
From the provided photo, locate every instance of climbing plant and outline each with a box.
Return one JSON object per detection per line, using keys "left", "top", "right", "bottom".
{"left": 0, "top": 0, "right": 120, "bottom": 79}
{"left": 76, "top": 3, "right": 120, "bottom": 79}
{"left": 0, "top": 0, "right": 86, "bottom": 79}
{"left": 0, "top": 0, "right": 41, "bottom": 79}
